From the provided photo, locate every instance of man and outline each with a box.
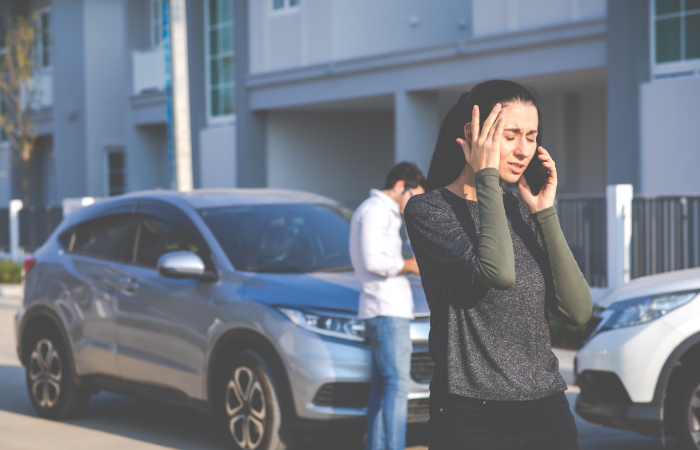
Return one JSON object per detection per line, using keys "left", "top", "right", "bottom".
{"left": 349, "top": 162, "right": 426, "bottom": 450}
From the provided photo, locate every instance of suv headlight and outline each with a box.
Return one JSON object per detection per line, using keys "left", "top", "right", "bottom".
{"left": 276, "top": 307, "right": 367, "bottom": 342}
{"left": 592, "top": 290, "right": 699, "bottom": 337}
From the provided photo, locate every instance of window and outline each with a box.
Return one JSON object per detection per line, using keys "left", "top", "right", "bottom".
{"left": 107, "top": 150, "right": 126, "bottom": 196}
{"left": 205, "top": 0, "right": 234, "bottom": 120}
{"left": 652, "top": 0, "right": 700, "bottom": 78}
{"left": 73, "top": 215, "right": 132, "bottom": 261}
{"left": 36, "top": 9, "right": 51, "bottom": 69}
{"left": 134, "top": 216, "right": 202, "bottom": 267}
{"left": 272, "top": 0, "right": 300, "bottom": 12}
{"left": 200, "top": 203, "right": 353, "bottom": 273}
{"left": 151, "top": 0, "right": 163, "bottom": 48}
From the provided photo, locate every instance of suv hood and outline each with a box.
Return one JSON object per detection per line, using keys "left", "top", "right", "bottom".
{"left": 243, "top": 271, "right": 430, "bottom": 317}
{"left": 598, "top": 266, "right": 700, "bottom": 308}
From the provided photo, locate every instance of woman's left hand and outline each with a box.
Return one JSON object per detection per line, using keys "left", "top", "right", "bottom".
{"left": 518, "top": 146, "right": 557, "bottom": 214}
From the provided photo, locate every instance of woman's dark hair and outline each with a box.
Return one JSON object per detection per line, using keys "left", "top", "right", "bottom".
{"left": 382, "top": 161, "right": 426, "bottom": 190}
{"left": 426, "top": 79, "right": 540, "bottom": 192}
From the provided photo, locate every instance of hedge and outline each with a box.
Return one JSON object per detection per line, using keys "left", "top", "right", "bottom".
{"left": 0, "top": 260, "right": 23, "bottom": 284}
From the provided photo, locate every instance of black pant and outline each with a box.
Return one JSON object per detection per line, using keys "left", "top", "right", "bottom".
{"left": 428, "top": 391, "right": 579, "bottom": 450}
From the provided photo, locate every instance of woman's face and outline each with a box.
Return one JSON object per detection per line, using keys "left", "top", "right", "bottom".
{"left": 496, "top": 101, "right": 539, "bottom": 184}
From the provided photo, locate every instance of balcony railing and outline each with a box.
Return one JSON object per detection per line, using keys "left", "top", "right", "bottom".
{"left": 132, "top": 46, "right": 165, "bottom": 95}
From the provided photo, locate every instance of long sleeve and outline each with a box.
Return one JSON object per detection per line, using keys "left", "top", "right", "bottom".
{"left": 473, "top": 168, "right": 516, "bottom": 290}
{"left": 534, "top": 206, "right": 593, "bottom": 326}
{"left": 404, "top": 168, "right": 515, "bottom": 291}
{"left": 357, "top": 205, "right": 405, "bottom": 278}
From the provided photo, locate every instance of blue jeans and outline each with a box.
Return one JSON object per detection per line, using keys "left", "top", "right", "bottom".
{"left": 365, "top": 316, "right": 412, "bottom": 450}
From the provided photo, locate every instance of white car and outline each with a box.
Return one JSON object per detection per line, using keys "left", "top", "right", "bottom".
{"left": 575, "top": 266, "right": 700, "bottom": 449}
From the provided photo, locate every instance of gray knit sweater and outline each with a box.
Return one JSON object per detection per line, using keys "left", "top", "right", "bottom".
{"left": 404, "top": 168, "right": 592, "bottom": 401}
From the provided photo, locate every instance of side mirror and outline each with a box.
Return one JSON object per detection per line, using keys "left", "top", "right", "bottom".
{"left": 157, "top": 251, "right": 217, "bottom": 281}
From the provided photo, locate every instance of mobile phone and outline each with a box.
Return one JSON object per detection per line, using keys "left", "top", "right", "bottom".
{"left": 523, "top": 147, "right": 549, "bottom": 196}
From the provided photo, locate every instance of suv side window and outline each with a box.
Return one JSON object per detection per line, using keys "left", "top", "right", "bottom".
{"left": 72, "top": 214, "right": 132, "bottom": 261}
{"left": 134, "top": 216, "right": 202, "bottom": 268}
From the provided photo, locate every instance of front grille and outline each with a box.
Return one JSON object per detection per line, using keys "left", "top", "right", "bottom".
{"left": 411, "top": 352, "right": 434, "bottom": 384}
{"left": 407, "top": 397, "right": 429, "bottom": 423}
{"left": 312, "top": 383, "right": 371, "bottom": 408}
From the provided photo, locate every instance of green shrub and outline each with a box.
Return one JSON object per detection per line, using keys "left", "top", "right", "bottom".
{"left": 0, "top": 260, "right": 23, "bottom": 284}
{"left": 548, "top": 312, "right": 587, "bottom": 350}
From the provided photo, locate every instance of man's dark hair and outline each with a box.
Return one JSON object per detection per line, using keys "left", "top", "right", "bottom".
{"left": 382, "top": 162, "right": 426, "bottom": 191}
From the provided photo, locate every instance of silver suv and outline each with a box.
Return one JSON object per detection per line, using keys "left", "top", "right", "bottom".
{"left": 14, "top": 189, "right": 430, "bottom": 450}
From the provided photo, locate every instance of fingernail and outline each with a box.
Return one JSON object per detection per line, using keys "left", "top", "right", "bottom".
{"left": 496, "top": 103, "right": 502, "bottom": 108}
{"left": 473, "top": 105, "right": 477, "bottom": 110}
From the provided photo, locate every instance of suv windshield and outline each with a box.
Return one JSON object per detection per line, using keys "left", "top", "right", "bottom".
{"left": 200, "top": 203, "right": 353, "bottom": 273}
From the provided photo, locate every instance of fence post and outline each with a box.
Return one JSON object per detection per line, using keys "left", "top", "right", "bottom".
{"left": 9, "top": 199, "right": 23, "bottom": 262}
{"left": 606, "top": 185, "right": 633, "bottom": 289}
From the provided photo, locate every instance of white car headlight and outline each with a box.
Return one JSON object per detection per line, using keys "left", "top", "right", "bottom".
{"left": 277, "top": 307, "right": 367, "bottom": 342}
{"left": 595, "top": 290, "right": 699, "bottom": 334}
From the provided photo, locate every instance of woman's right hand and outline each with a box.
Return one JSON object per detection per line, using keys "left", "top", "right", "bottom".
{"left": 456, "top": 103, "right": 505, "bottom": 173}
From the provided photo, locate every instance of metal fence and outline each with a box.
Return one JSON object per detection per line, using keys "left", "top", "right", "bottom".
{"left": 0, "top": 205, "right": 63, "bottom": 254}
{"left": 631, "top": 195, "right": 700, "bottom": 279}
{"left": 554, "top": 194, "right": 607, "bottom": 287}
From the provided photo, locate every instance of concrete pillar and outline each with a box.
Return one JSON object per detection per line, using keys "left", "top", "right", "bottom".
{"left": 235, "top": 0, "right": 267, "bottom": 188}
{"left": 606, "top": 184, "right": 633, "bottom": 289}
{"left": 607, "top": 0, "right": 650, "bottom": 190}
{"left": 394, "top": 91, "right": 441, "bottom": 175}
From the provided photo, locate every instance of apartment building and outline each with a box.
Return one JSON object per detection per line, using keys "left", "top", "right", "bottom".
{"left": 0, "top": 0, "right": 697, "bottom": 208}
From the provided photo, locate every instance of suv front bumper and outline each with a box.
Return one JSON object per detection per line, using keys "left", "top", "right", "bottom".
{"left": 575, "top": 388, "right": 662, "bottom": 438}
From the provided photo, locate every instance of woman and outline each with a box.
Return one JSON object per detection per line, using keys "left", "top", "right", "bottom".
{"left": 404, "top": 79, "right": 592, "bottom": 450}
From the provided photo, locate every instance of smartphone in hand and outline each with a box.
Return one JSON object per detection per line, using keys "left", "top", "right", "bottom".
{"left": 523, "top": 147, "right": 550, "bottom": 196}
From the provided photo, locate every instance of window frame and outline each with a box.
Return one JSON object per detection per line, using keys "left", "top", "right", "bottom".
{"left": 132, "top": 200, "right": 217, "bottom": 273}
{"left": 270, "top": 0, "right": 300, "bottom": 16}
{"left": 204, "top": 0, "right": 235, "bottom": 126}
{"left": 150, "top": 0, "right": 163, "bottom": 49}
{"left": 35, "top": 7, "right": 52, "bottom": 71}
{"left": 105, "top": 146, "right": 127, "bottom": 197}
{"left": 650, "top": 0, "right": 700, "bottom": 80}
{"left": 69, "top": 213, "right": 137, "bottom": 263}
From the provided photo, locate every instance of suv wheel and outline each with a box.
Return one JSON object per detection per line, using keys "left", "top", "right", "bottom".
{"left": 224, "top": 351, "right": 297, "bottom": 450}
{"left": 25, "top": 331, "right": 90, "bottom": 419}
{"left": 670, "top": 370, "right": 700, "bottom": 450}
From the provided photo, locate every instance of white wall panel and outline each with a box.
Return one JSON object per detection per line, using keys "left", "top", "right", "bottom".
{"left": 641, "top": 79, "right": 700, "bottom": 194}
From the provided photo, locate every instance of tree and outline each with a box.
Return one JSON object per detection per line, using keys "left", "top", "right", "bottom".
{"left": 0, "top": 15, "right": 41, "bottom": 206}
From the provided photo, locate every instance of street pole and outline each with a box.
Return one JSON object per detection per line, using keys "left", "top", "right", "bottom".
{"left": 163, "top": 0, "right": 193, "bottom": 192}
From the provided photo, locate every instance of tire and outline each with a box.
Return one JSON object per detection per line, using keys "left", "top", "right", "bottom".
{"left": 223, "top": 350, "right": 298, "bottom": 450}
{"left": 25, "top": 329, "right": 91, "bottom": 420}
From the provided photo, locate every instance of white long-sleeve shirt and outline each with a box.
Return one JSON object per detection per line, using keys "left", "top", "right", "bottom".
{"left": 349, "top": 189, "right": 414, "bottom": 320}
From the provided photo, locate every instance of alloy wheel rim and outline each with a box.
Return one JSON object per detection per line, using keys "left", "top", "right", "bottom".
{"left": 226, "top": 366, "right": 266, "bottom": 449}
{"left": 29, "top": 339, "right": 62, "bottom": 409}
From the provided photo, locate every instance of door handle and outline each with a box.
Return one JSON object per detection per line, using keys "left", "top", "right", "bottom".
{"left": 119, "top": 277, "right": 140, "bottom": 292}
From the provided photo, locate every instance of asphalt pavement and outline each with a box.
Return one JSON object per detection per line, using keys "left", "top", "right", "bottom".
{"left": 0, "top": 287, "right": 678, "bottom": 450}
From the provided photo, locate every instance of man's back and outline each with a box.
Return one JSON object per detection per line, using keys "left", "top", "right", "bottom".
{"left": 349, "top": 189, "right": 413, "bottom": 321}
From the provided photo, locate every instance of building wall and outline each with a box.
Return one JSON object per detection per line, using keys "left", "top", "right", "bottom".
{"left": 640, "top": 78, "right": 700, "bottom": 194}
{"left": 472, "top": 0, "right": 606, "bottom": 37}
{"left": 84, "top": 0, "right": 126, "bottom": 197}
{"left": 248, "top": 0, "right": 473, "bottom": 74}
{"left": 53, "top": 0, "right": 87, "bottom": 201}
{"left": 200, "top": 124, "right": 237, "bottom": 188}
{"left": 267, "top": 111, "right": 394, "bottom": 207}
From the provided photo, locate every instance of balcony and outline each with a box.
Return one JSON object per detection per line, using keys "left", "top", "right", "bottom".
{"left": 132, "top": 46, "right": 165, "bottom": 95}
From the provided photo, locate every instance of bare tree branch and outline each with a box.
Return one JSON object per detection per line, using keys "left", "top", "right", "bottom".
{"left": 0, "top": 14, "right": 40, "bottom": 205}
